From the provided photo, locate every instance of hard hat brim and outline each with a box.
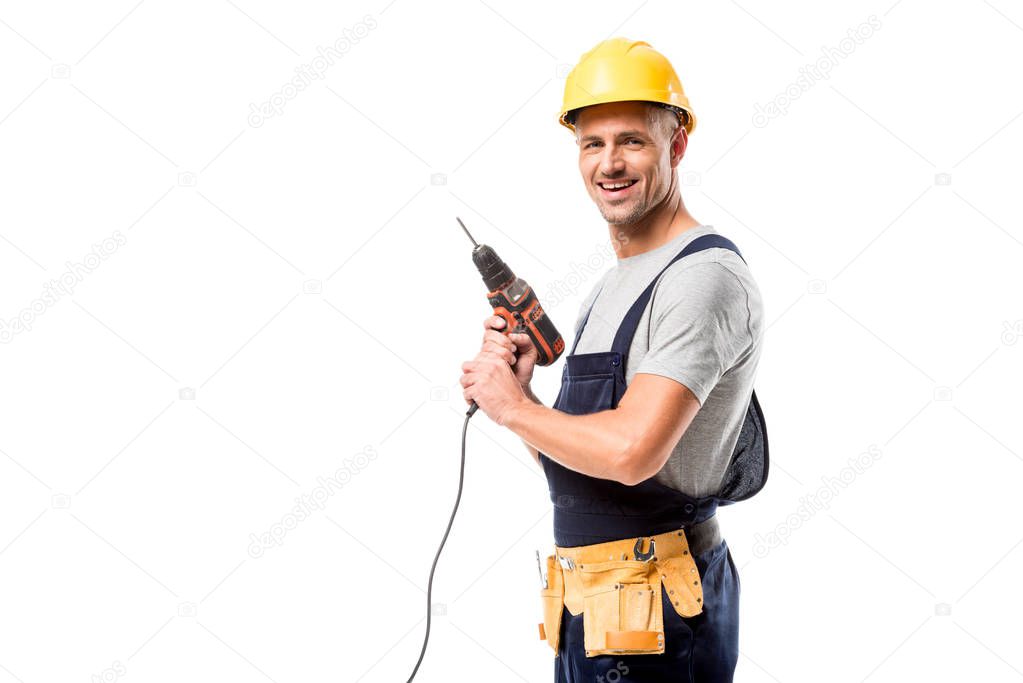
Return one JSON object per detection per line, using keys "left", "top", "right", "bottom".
{"left": 558, "top": 96, "right": 696, "bottom": 136}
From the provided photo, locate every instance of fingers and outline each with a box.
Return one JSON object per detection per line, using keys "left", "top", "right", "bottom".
{"left": 483, "top": 315, "right": 515, "bottom": 347}
{"left": 482, "top": 339, "right": 515, "bottom": 364}
{"left": 478, "top": 314, "right": 529, "bottom": 367}
{"left": 460, "top": 359, "right": 487, "bottom": 384}
{"left": 459, "top": 356, "right": 488, "bottom": 405}
{"left": 460, "top": 363, "right": 476, "bottom": 406}
{"left": 508, "top": 332, "right": 536, "bottom": 354}
{"left": 481, "top": 320, "right": 518, "bottom": 361}
{"left": 482, "top": 328, "right": 516, "bottom": 348}
{"left": 461, "top": 352, "right": 513, "bottom": 407}
{"left": 461, "top": 355, "right": 503, "bottom": 380}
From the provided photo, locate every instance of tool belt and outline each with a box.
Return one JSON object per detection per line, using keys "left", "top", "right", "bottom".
{"left": 537, "top": 516, "right": 720, "bottom": 657}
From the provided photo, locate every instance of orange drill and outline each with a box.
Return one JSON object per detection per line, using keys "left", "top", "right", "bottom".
{"left": 458, "top": 217, "right": 564, "bottom": 416}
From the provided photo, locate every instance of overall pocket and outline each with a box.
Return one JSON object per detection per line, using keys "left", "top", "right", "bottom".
{"left": 577, "top": 560, "right": 665, "bottom": 657}
{"left": 539, "top": 554, "right": 565, "bottom": 654}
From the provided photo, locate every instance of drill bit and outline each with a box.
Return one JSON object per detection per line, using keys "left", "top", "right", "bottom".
{"left": 456, "top": 217, "right": 478, "bottom": 248}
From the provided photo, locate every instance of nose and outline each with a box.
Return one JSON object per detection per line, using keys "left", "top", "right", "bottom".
{"left": 598, "top": 143, "right": 626, "bottom": 178}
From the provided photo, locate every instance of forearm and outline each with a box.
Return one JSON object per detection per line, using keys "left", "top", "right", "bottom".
{"left": 502, "top": 399, "right": 635, "bottom": 484}
{"left": 520, "top": 386, "right": 543, "bottom": 468}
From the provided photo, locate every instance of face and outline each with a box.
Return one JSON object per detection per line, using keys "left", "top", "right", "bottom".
{"left": 575, "top": 101, "right": 686, "bottom": 226}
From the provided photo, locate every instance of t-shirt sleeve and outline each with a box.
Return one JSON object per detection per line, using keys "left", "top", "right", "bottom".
{"left": 634, "top": 261, "right": 753, "bottom": 405}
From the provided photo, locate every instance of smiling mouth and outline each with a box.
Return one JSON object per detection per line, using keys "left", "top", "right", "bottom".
{"left": 597, "top": 179, "right": 638, "bottom": 193}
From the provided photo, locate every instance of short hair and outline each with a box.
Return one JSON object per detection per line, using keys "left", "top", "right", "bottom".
{"left": 646, "top": 103, "right": 683, "bottom": 144}
{"left": 567, "top": 102, "right": 688, "bottom": 144}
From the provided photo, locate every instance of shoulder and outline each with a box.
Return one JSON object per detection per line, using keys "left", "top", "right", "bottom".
{"left": 654, "top": 248, "right": 758, "bottom": 308}
{"left": 649, "top": 246, "right": 763, "bottom": 341}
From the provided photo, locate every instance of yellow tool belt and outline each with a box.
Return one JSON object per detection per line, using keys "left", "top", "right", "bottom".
{"left": 538, "top": 526, "right": 705, "bottom": 657}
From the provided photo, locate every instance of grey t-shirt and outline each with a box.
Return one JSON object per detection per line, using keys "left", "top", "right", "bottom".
{"left": 571, "top": 224, "right": 764, "bottom": 497}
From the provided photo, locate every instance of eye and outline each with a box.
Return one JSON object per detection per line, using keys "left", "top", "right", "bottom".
{"left": 584, "top": 141, "right": 601, "bottom": 149}
{"left": 626, "top": 138, "right": 642, "bottom": 145}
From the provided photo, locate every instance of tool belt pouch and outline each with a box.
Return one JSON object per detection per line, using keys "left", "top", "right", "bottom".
{"left": 538, "top": 553, "right": 565, "bottom": 654}
{"left": 579, "top": 560, "right": 665, "bottom": 657}
{"left": 656, "top": 554, "right": 705, "bottom": 619}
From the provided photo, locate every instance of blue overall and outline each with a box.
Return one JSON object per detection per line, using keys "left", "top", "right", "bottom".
{"left": 538, "top": 234, "right": 769, "bottom": 682}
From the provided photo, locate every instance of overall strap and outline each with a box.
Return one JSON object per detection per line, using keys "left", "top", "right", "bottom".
{"left": 610, "top": 234, "right": 745, "bottom": 358}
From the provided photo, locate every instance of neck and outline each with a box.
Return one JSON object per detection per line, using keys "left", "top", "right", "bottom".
{"left": 608, "top": 175, "right": 701, "bottom": 259}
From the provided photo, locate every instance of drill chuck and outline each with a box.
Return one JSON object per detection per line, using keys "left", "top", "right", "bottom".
{"left": 471, "top": 245, "right": 515, "bottom": 291}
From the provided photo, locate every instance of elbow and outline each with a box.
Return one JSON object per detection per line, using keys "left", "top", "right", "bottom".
{"left": 604, "top": 412, "right": 673, "bottom": 486}
{"left": 601, "top": 435, "right": 639, "bottom": 486}
{"left": 602, "top": 415, "right": 645, "bottom": 485}
{"left": 617, "top": 469, "right": 643, "bottom": 487}
{"left": 614, "top": 440, "right": 652, "bottom": 487}
{"left": 617, "top": 459, "right": 647, "bottom": 487}
{"left": 616, "top": 439, "right": 672, "bottom": 487}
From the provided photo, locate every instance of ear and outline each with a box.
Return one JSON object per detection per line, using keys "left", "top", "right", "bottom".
{"left": 670, "top": 126, "right": 688, "bottom": 167}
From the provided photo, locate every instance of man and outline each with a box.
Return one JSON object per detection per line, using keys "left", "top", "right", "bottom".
{"left": 460, "top": 38, "right": 768, "bottom": 682}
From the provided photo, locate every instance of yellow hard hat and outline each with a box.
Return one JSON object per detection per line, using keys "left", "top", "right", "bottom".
{"left": 558, "top": 37, "right": 697, "bottom": 136}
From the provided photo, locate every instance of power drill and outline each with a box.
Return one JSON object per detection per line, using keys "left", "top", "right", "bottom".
{"left": 404, "top": 219, "right": 566, "bottom": 682}
{"left": 458, "top": 217, "right": 565, "bottom": 416}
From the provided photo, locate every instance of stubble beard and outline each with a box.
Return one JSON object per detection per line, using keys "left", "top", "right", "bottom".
{"left": 598, "top": 195, "right": 648, "bottom": 226}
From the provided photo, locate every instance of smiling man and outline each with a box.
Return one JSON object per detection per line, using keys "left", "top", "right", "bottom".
{"left": 460, "top": 38, "right": 769, "bottom": 682}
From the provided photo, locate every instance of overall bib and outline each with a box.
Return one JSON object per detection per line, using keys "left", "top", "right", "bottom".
{"left": 537, "top": 234, "right": 769, "bottom": 682}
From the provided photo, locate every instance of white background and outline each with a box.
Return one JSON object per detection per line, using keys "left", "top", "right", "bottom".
{"left": 1, "top": 1, "right": 1021, "bottom": 681}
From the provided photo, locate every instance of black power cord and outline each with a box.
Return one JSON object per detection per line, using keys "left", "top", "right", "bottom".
{"left": 405, "top": 403, "right": 475, "bottom": 681}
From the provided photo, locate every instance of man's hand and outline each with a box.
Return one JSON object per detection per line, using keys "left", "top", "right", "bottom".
{"left": 460, "top": 352, "right": 530, "bottom": 425}
{"left": 461, "top": 315, "right": 536, "bottom": 425}
{"left": 480, "top": 315, "right": 538, "bottom": 389}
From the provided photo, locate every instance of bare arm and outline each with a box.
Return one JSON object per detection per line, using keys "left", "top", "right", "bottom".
{"left": 501, "top": 373, "right": 702, "bottom": 485}
{"left": 520, "top": 385, "right": 544, "bottom": 469}
{"left": 463, "top": 314, "right": 701, "bottom": 480}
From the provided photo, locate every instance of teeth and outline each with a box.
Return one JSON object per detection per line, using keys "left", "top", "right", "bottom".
{"left": 601, "top": 180, "right": 635, "bottom": 190}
